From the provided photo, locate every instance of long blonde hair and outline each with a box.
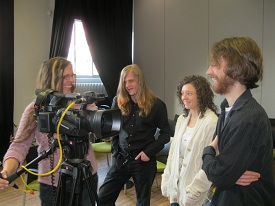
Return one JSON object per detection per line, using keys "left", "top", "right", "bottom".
{"left": 117, "top": 64, "right": 156, "bottom": 117}
{"left": 12, "top": 57, "right": 73, "bottom": 143}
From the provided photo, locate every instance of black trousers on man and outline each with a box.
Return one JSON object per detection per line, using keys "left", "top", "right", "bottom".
{"left": 98, "top": 155, "right": 157, "bottom": 206}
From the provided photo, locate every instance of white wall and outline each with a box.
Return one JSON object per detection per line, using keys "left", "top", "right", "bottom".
{"left": 14, "top": 0, "right": 54, "bottom": 124}
{"left": 134, "top": 0, "right": 275, "bottom": 119}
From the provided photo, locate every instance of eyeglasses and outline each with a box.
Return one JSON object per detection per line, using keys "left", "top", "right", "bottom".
{"left": 63, "top": 73, "right": 76, "bottom": 80}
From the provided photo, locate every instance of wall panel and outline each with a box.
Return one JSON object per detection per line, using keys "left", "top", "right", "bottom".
{"left": 134, "top": 0, "right": 275, "bottom": 118}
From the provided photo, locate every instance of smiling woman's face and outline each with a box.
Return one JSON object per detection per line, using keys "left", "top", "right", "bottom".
{"left": 62, "top": 64, "right": 75, "bottom": 94}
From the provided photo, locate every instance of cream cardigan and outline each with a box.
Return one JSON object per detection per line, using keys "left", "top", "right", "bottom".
{"left": 161, "top": 109, "right": 218, "bottom": 206}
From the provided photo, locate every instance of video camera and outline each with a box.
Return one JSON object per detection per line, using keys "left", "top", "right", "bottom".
{"left": 34, "top": 89, "right": 121, "bottom": 139}
{"left": 2, "top": 89, "right": 121, "bottom": 193}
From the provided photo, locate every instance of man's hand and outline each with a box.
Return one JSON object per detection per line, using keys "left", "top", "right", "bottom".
{"left": 135, "top": 151, "right": 150, "bottom": 162}
{"left": 236, "top": 171, "right": 260, "bottom": 186}
{"left": 210, "top": 135, "right": 219, "bottom": 155}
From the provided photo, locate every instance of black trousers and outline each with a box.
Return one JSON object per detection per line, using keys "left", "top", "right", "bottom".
{"left": 98, "top": 156, "right": 157, "bottom": 206}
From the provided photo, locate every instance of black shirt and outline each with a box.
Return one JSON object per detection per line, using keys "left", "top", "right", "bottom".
{"left": 111, "top": 96, "right": 171, "bottom": 159}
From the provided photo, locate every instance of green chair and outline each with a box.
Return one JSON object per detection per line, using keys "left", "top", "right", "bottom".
{"left": 92, "top": 141, "right": 112, "bottom": 166}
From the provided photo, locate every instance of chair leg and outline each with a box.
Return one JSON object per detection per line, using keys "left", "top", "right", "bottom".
{"left": 155, "top": 175, "right": 159, "bottom": 188}
{"left": 22, "top": 193, "right": 26, "bottom": 206}
{"left": 124, "top": 183, "right": 127, "bottom": 194}
{"left": 22, "top": 173, "right": 28, "bottom": 206}
{"left": 106, "top": 153, "right": 109, "bottom": 166}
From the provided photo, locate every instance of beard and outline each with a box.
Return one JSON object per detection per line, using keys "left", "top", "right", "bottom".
{"left": 212, "top": 75, "right": 235, "bottom": 95}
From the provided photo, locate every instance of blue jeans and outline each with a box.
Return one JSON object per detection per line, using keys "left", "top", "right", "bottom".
{"left": 98, "top": 157, "right": 157, "bottom": 206}
{"left": 39, "top": 173, "right": 98, "bottom": 206}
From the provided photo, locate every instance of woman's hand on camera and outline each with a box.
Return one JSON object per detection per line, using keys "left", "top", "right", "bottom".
{"left": 73, "top": 103, "right": 98, "bottom": 111}
{"left": 86, "top": 103, "right": 98, "bottom": 111}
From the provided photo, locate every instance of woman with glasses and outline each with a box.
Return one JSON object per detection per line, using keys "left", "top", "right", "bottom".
{"left": 0, "top": 57, "right": 98, "bottom": 206}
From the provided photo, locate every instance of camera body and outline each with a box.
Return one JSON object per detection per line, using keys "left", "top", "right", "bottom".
{"left": 34, "top": 89, "right": 121, "bottom": 139}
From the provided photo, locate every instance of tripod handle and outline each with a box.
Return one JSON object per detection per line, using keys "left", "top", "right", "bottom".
{"left": 0, "top": 171, "right": 20, "bottom": 183}
{"left": 0, "top": 141, "right": 58, "bottom": 184}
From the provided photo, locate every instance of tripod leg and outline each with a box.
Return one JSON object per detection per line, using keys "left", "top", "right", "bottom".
{"left": 81, "top": 161, "right": 98, "bottom": 206}
{"left": 84, "top": 174, "right": 98, "bottom": 206}
{"left": 54, "top": 171, "right": 68, "bottom": 206}
{"left": 55, "top": 162, "right": 80, "bottom": 206}
{"left": 54, "top": 160, "right": 98, "bottom": 206}
{"left": 72, "top": 171, "right": 84, "bottom": 206}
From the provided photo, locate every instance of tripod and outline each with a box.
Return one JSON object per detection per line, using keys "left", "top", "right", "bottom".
{"left": 54, "top": 134, "right": 98, "bottom": 206}
{"left": 54, "top": 159, "right": 97, "bottom": 206}
{"left": 3, "top": 134, "right": 99, "bottom": 206}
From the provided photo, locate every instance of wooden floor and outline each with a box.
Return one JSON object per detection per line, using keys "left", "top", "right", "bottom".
{"left": 0, "top": 152, "right": 169, "bottom": 206}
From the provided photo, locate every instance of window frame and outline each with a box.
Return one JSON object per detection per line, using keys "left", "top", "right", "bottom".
{"left": 75, "top": 75, "right": 102, "bottom": 83}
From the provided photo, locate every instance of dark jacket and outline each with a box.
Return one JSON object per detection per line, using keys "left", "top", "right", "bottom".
{"left": 202, "top": 89, "right": 275, "bottom": 206}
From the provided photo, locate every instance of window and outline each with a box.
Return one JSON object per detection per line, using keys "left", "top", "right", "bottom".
{"left": 67, "top": 19, "right": 101, "bottom": 83}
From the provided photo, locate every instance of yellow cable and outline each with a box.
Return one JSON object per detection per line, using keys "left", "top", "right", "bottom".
{"left": 9, "top": 174, "right": 35, "bottom": 194}
{"left": 20, "top": 174, "right": 32, "bottom": 190}
{"left": 20, "top": 101, "right": 76, "bottom": 177}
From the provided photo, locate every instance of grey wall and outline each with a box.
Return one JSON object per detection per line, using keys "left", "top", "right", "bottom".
{"left": 134, "top": 0, "right": 275, "bottom": 119}
{"left": 14, "top": 0, "right": 275, "bottom": 124}
{"left": 14, "top": 0, "right": 54, "bottom": 124}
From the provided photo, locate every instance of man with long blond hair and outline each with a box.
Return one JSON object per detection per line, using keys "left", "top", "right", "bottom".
{"left": 98, "top": 64, "right": 171, "bottom": 206}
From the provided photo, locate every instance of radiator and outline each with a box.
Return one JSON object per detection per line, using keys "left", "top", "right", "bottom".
{"left": 75, "top": 83, "right": 107, "bottom": 96}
